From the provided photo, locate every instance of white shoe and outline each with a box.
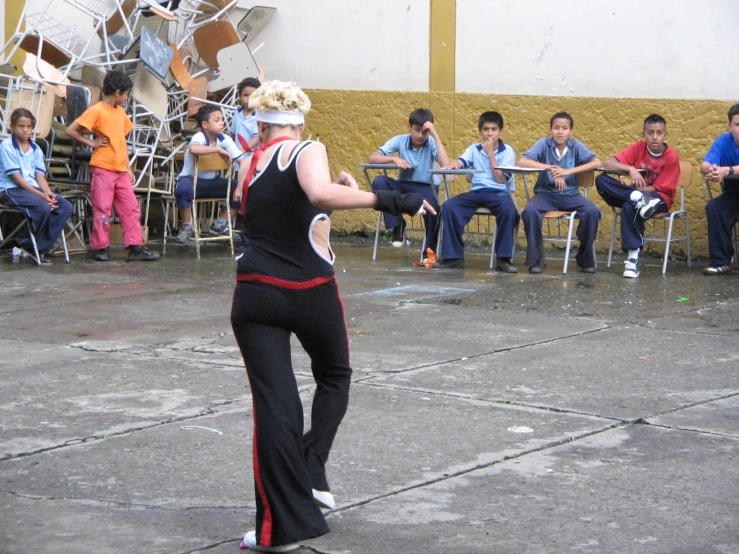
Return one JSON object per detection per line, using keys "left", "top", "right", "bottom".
{"left": 623, "top": 258, "right": 640, "bottom": 278}
{"left": 312, "top": 489, "right": 335, "bottom": 510}
{"left": 240, "top": 531, "right": 299, "bottom": 552}
{"left": 636, "top": 197, "right": 661, "bottom": 219}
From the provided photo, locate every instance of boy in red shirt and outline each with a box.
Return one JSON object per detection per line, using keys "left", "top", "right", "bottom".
{"left": 596, "top": 114, "right": 680, "bottom": 278}
{"left": 66, "top": 71, "right": 159, "bottom": 262}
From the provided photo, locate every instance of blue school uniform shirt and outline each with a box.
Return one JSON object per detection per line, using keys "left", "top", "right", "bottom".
{"left": 703, "top": 132, "right": 739, "bottom": 167}
{"left": 0, "top": 135, "right": 47, "bottom": 192}
{"left": 522, "top": 137, "right": 597, "bottom": 196}
{"left": 377, "top": 134, "right": 440, "bottom": 185}
{"left": 458, "top": 140, "right": 516, "bottom": 193}
{"left": 231, "top": 107, "right": 259, "bottom": 154}
{"left": 177, "top": 131, "right": 244, "bottom": 180}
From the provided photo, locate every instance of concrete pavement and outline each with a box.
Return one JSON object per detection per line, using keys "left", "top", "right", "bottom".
{"left": 1, "top": 240, "right": 737, "bottom": 553}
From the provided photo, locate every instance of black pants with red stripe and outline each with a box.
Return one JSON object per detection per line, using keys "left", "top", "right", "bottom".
{"left": 231, "top": 277, "right": 351, "bottom": 546}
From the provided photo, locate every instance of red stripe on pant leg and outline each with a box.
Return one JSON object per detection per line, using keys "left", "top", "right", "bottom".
{"left": 334, "top": 281, "right": 350, "bottom": 366}
{"left": 247, "top": 372, "right": 273, "bottom": 546}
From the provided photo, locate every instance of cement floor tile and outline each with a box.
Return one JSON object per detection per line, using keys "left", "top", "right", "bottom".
{"left": 0, "top": 409, "right": 257, "bottom": 509}
{"left": 0, "top": 354, "right": 254, "bottom": 459}
{"left": 0, "top": 384, "right": 609, "bottom": 512}
{"left": 649, "top": 300, "right": 739, "bottom": 336}
{"left": 0, "top": 289, "right": 234, "bottom": 345}
{"left": 0, "top": 491, "right": 247, "bottom": 554}
{"left": 647, "top": 395, "right": 739, "bottom": 438}
{"left": 419, "top": 256, "right": 736, "bottom": 324}
{"left": 370, "top": 326, "right": 739, "bottom": 420}
{"left": 323, "top": 384, "right": 612, "bottom": 507}
{"left": 311, "top": 425, "right": 739, "bottom": 554}
{"left": 331, "top": 303, "right": 606, "bottom": 373}
{"left": 0, "top": 338, "right": 90, "bottom": 369}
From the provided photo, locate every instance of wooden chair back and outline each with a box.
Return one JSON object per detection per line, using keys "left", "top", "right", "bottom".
{"left": 196, "top": 152, "right": 230, "bottom": 171}
{"left": 192, "top": 20, "right": 240, "bottom": 70}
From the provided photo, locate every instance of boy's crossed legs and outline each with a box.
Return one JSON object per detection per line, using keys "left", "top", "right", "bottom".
{"left": 595, "top": 174, "right": 667, "bottom": 278}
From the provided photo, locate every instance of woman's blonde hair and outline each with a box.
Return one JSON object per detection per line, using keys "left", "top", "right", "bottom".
{"left": 248, "top": 80, "right": 311, "bottom": 114}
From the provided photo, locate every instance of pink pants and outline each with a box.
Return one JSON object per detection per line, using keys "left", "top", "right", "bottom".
{"left": 90, "top": 167, "right": 143, "bottom": 249}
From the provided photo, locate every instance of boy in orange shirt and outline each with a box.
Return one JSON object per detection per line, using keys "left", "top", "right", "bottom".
{"left": 66, "top": 71, "right": 159, "bottom": 261}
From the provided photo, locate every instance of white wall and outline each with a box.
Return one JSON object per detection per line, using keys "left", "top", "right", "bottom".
{"left": 457, "top": 0, "right": 739, "bottom": 99}
{"left": 253, "top": 0, "right": 430, "bottom": 91}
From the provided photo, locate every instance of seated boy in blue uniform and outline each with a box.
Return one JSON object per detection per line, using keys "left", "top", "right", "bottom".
{"left": 368, "top": 108, "right": 450, "bottom": 257}
{"left": 518, "top": 112, "right": 602, "bottom": 274}
{"left": 0, "top": 108, "right": 73, "bottom": 264}
{"left": 175, "top": 105, "right": 249, "bottom": 244}
{"left": 700, "top": 103, "right": 739, "bottom": 276}
{"left": 433, "top": 111, "right": 518, "bottom": 271}
{"left": 231, "top": 77, "right": 260, "bottom": 156}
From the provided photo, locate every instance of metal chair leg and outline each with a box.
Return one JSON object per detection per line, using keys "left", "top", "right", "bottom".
{"left": 607, "top": 209, "right": 618, "bottom": 268}
{"left": 562, "top": 214, "right": 576, "bottom": 274}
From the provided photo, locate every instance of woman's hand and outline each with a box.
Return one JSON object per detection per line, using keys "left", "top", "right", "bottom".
{"left": 335, "top": 171, "right": 358, "bottom": 189}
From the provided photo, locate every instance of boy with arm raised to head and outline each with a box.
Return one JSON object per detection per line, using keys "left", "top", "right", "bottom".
{"left": 368, "top": 108, "right": 450, "bottom": 258}
{"left": 433, "top": 111, "right": 519, "bottom": 271}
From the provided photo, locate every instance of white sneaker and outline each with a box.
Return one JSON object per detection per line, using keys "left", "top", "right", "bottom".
{"left": 636, "top": 197, "right": 661, "bottom": 219}
{"left": 623, "top": 258, "right": 640, "bottom": 278}
{"left": 239, "top": 531, "right": 299, "bottom": 552}
{"left": 312, "top": 489, "right": 335, "bottom": 510}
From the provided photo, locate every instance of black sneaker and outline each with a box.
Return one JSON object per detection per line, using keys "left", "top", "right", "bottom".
{"left": 391, "top": 220, "right": 407, "bottom": 247}
{"left": 95, "top": 247, "right": 109, "bottom": 262}
{"left": 38, "top": 251, "right": 52, "bottom": 265}
{"left": 528, "top": 264, "right": 543, "bottom": 274}
{"left": 577, "top": 264, "right": 596, "bottom": 274}
{"left": 432, "top": 258, "right": 464, "bottom": 269}
{"left": 495, "top": 259, "right": 518, "bottom": 273}
{"left": 127, "top": 245, "right": 160, "bottom": 261}
{"left": 702, "top": 265, "right": 732, "bottom": 275}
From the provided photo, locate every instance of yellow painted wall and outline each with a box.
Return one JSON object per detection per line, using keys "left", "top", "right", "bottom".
{"left": 307, "top": 89, "right": 729, "bottom": 258}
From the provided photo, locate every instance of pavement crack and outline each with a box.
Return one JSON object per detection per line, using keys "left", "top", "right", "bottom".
{"left": 0, "top": 398, "right": 251, "bottom": 462}
{"left": 642, "top": 422, "right": 739, "bottom": 440}
{"left": 326, "top": 421, "right": 626, "bottom": 517}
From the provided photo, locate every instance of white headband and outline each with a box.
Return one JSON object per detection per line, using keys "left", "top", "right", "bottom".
{"left": 255, "top": 109, "right": 305, "bottom": 125}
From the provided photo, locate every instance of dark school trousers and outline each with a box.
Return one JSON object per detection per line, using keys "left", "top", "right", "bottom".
{"left": 175, "top": 175, "right": 240, "bottom": 210}
{"left": 705, "top": 189, "right": 739, "bottom": 266}
{"left": 440, "top": 189, "right": 519, "bottom": 260}
{"left": 1, "top": 188, "right": 73, "bottom": 252}
{"left": 595, "top": 174, "right": 668, "bottom": 252}
{"left": 231, "top": 277, "right": 351, "bottom": 547}
{"left": 371, "top": 175, "right": 440, "bottom": 252}
{"left": 521, "top": 191, "right": 601, "bottom": 268}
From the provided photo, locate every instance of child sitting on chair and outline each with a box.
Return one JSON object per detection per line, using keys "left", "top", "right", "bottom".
{"left": 434, "top": 111, "right": 519, "bottom": 272}
{"left": 0, "top": 108, "right": 73, "bottom": 264}
{"left": 368, "top": 108, "right": 450, "bottom": 257}
{"left": 174, "top": 104, "right": 249, "bottom": 244}
{"left": 518, "top": 112, "right": 602, "bottom": 274}
{"left": 596, "top": 114, "right": 680, "bottom": 278}
{"left": 231, "top": 77, "right": 261, "bottom": 157}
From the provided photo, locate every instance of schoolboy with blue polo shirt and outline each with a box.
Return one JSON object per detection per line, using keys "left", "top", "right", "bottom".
{"left": 368, "top": 108, "right": 450, "bottom": 256}
{"left": 518, "top": 112, "right": 603, "bottom": 274}
{"left": 231, "top": 77, "right": 261, "bottom": 156}
{"left": 175, "top": 105, "right": 249, "bottom": 244}
{"left": 0, "top": 108, "right": 73, "bottom": 263}
{"left": 700, "top": 103, "right": 739, "bottom": 275}
{"left": 433, "top": 111, "right": 519, "bottom": 271}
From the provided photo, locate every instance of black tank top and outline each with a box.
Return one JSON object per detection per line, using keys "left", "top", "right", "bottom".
{"left": 236, "top": 141, "right": 335, "bottom": 283}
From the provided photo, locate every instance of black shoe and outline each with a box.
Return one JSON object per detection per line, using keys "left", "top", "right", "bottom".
{"left": 432, "top": 258, "right": 464, "bottom": 269}
{"left": 577, "top": 264, "right": 596, "bottom": 274}
{"left": 391, "top": 220, "right": 407, "bottom": 247}
{"left": 528, "top": 264, "right": 543, "bottom": 274}
{"left": 95, "top": 247, "right": 109, "bottom": 262}
{"left": 38, "top": 251, "right": 52, "bottom": 265}
{"left": 127, "top": 245, "right": 160, "bottom": 261}
{"left": 495, "top": 259, "right": 518, "bottom": 273}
